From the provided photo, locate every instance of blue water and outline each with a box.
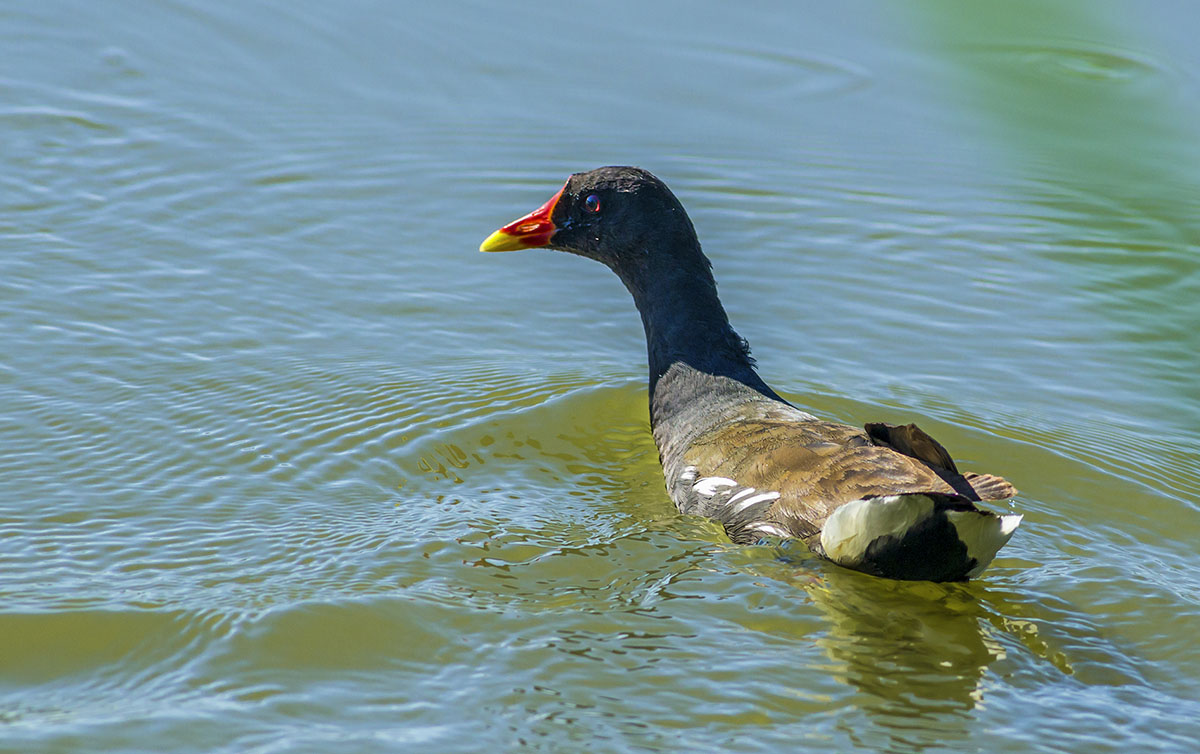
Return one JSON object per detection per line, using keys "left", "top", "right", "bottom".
{"left": 2, "top": 1, "right": 1199, "bottom": 752}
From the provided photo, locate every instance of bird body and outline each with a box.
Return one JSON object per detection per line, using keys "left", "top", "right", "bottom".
{"left": 481, "top": 166, "right": 1020, "bottom": 582}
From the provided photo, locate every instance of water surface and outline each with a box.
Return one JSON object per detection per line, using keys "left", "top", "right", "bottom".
{"left": 2, "top": 1, "right": 1199, "bottom": 752}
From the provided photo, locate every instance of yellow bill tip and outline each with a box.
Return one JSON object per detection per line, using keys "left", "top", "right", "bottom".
{"left": 480, "top": 183, "right": 564, "bottom": 252}
{"left": 479, "top": 229, "right": 527, "bottom": 253}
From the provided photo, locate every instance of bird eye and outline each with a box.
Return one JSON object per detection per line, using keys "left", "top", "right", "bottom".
{"left": 584, "top": 193, "right": 601, "bottom": 214}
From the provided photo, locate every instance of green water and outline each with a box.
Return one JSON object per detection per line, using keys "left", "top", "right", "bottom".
{"left": 2, "top": 1, "right": 1198, "bottom": 752}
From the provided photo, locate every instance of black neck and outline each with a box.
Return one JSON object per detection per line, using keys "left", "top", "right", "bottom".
{"left": 611, "top": 247, "right": 783, "bottom": 416}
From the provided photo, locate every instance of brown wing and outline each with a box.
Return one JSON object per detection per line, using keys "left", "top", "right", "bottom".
{"left": 681, "top": 417, "right": 1015, "bottom": 540}
{"left": 865, "top": 422, "right": 1017, "bottom": 500}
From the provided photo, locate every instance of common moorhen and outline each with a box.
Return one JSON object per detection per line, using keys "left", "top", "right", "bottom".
{"left": 480, "top": 166, "right": 1021, "bottom": 582}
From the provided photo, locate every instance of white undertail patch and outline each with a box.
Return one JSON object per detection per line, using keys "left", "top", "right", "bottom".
{"left": 819, "top": 494, "right": 935, "bottom": 566}
{"left": 948, "top": 512, "right": 1023, "bottom": 578}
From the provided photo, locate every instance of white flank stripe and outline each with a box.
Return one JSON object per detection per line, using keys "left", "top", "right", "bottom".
{"left": 748, "top": 523, "right": 791, "bottom": 538}
{"left": 680, "top": 466, "right": 698, "bottom": 483}
{"left": 725, "top": 488, "right": 758, "bottom": 505}
{"left": 693, "top": 476, "right": 737, "bottom": 497}
{"left": 730, "top": 491, "right": 781, "bottom": 513}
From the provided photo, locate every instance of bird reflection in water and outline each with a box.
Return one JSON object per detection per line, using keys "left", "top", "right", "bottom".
{"left": 732, "top": 546, "right": 1016, "bottom": 750}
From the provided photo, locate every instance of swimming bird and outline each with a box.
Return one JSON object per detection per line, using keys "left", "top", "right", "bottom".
{"left": 480, "top": 166, "right": 1021, "bottom": 581}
